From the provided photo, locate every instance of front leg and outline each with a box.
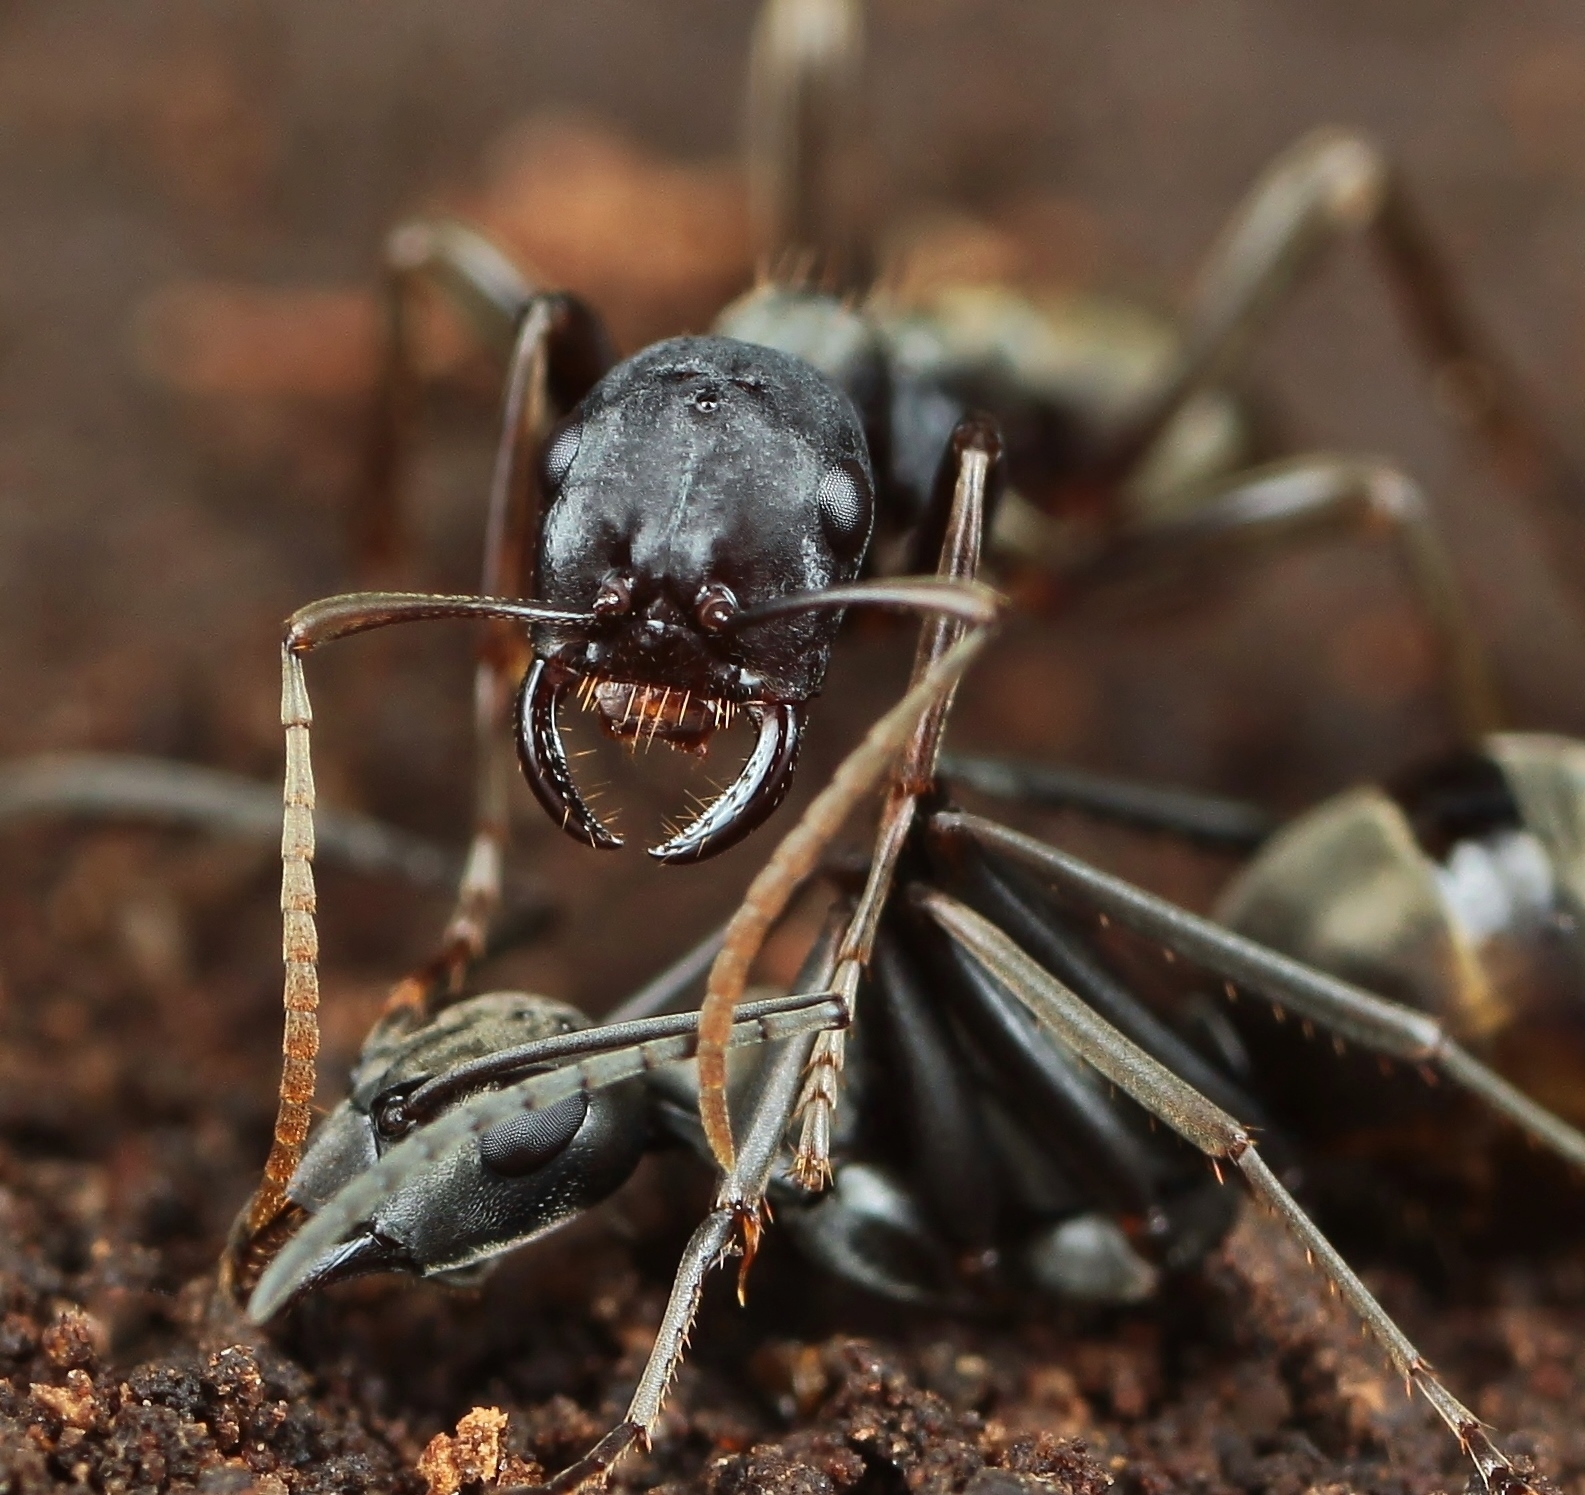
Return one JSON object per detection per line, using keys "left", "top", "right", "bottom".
{"left": 789, "top": 416, "right": 1005, "bottom": 1185}
{"left": 372, "top": 289, "right": 614, "bottom": 1018}
{"left": 421, "top": 299, "right": 611, "bottom": 1011}
{"left": 504, "top": 929, "right": 846, "bottom": 1495}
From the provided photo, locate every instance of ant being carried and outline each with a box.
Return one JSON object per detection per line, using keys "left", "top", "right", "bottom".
{"left": 224, "top": 4, "right": 1585, "bottom": 1492}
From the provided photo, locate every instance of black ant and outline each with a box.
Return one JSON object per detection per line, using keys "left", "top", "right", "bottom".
{"left": 240, "top": 417, "right": 1585, "bottom": 1494}
{"left": 354, "top": 0, "right": 1584, "bottom": 749}
{"left": 223, "top": 4, "right": 1585, "bottom": 1493}
{"left": 300, "top": 0, "right": 1585, "bottom": 1035}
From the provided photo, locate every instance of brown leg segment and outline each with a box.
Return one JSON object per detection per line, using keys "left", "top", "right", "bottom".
{"left": 222, "top": 589, "right": 597, "bottom": 1284}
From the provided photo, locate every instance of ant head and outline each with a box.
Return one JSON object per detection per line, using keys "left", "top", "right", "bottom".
{"left": 522, "top": 336, "right": 876, "bottom": 863}
{"left": 273, "top": 993, "right": 650, "bottom": 1303}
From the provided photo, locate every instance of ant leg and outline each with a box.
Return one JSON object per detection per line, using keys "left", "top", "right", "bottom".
{"left": 512, "top": 924, "right": 848, "bottom": 1495}
{"left": 1093, "top": 454, "right": 1502, "bottom": 741}
{"left": 927, "top": 922, "right": 1158, "bottom": 1217}
{"left": 794, "top": 417, "right": 1005, "bottom": 1183}
{"left": 525, "top": 1033, "right": 824, "bottom": 1494}
{"left": 945, "top": 845, "right": 1264, "bottom": 1124}
{"left": 939, "top": 752, "right": 1277, "bottom": 851}
{"left": 691, "top": 627, "right": 992, "bottom": 1173}
{"left": 745, "top": 0, "right": 869, "bottom": 289}
{"left": 414, "top": 308, "right": 558, "bottom": 1017}
{"left": 354, "top": 221, "right": 538, "bottom": 578}
{"left": 916, "top": 883, "right": 1538, "bottom": 1495}
{"left": 353, "top": 223, "right": 615, "bottom": 579}
{"left": 1108, "top": 128, "right": 1585, "bottom": 551}
{"left": 0, "top": 750, "right": 469, "bottom": 887}
{"left": 226, "top": 589, "right": 600, "bottom": 1268}
{"left": 245, "top": 984, "right": 846, "bottom": 1323}
{"left": 936, "top": 809, "right": 1585, "bottom": 1173}
{"left": 694, "top": 417, "right": 1004, "bottom": 1179}
{"left": 921, "top": 890, "right": 1245, "bottom": 1293}
{"left": 378, "top": 293, "right": 615, "bottom": 1016}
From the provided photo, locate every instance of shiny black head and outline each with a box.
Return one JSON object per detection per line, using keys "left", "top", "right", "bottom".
{"left": 517, "top": 335, "right": 875, "bottom": 863}
{"left": 276, "top": 993, "right": 649, "bottom": 1304}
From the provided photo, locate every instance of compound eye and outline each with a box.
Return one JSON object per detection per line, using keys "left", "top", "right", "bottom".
{"left": 542, "top": 417, "right": 583, "bottom": 493}
{"left": 816, "top": 458, "right": 873, "bottom": 557}
{"left": 593, "top": 570, "right": 634, "bottom": 619}
{"left": 695, "top": 582, "right": 739, "bottom": 634}
{"left": 479, "top": 1093, "right": 589, "bottom": 1178}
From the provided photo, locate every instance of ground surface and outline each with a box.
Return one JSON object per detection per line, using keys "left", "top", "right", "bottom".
{"left": 3, "top": 2, "right": 1585, "bottom": 1492}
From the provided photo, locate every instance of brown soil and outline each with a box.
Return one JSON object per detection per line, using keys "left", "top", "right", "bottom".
{"left": 4, "top": 4, "right": 1585, "bottom": 1492}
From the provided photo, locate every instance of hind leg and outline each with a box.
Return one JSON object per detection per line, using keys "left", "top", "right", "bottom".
{"left": 1109, "top": 127, "right": 1585, "bottom": 557}
{"left": 918, "top": 878, "right": 1545, "bottom": 1495}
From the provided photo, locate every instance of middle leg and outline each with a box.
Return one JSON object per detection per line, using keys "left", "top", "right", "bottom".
{"left": 384, "top": 294, "right": 615, "bottom": 1020}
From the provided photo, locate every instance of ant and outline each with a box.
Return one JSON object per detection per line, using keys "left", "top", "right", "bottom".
{"left": 238, "top": 408, "right": 1585, "bottom": 1494}
{"left": 354, "top": 0, "right": 1584, "bottom": 750}
{"left": 299, "top": 0, "right": 1585, "bottom": 1056}
{"left": 222, "top": 4, "right": 1585, "bottom": 1492}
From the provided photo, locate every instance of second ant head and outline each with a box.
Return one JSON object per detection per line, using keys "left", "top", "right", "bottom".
{"left": 521, "top": 336, "right": 875, "bottom": 864}
{"left": 268, "top": 991, "right": 650, "bottom": 1307}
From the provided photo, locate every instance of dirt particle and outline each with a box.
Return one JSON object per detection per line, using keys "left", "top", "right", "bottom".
{"left": 29, "top": 1368, "right": 102, "bottom": 1431}
{"left": 418, "top": 1405, "right": 541, "bottom": 1495}
{"left": 41, "top": 1305, "right": 105, "bottom": 1371}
